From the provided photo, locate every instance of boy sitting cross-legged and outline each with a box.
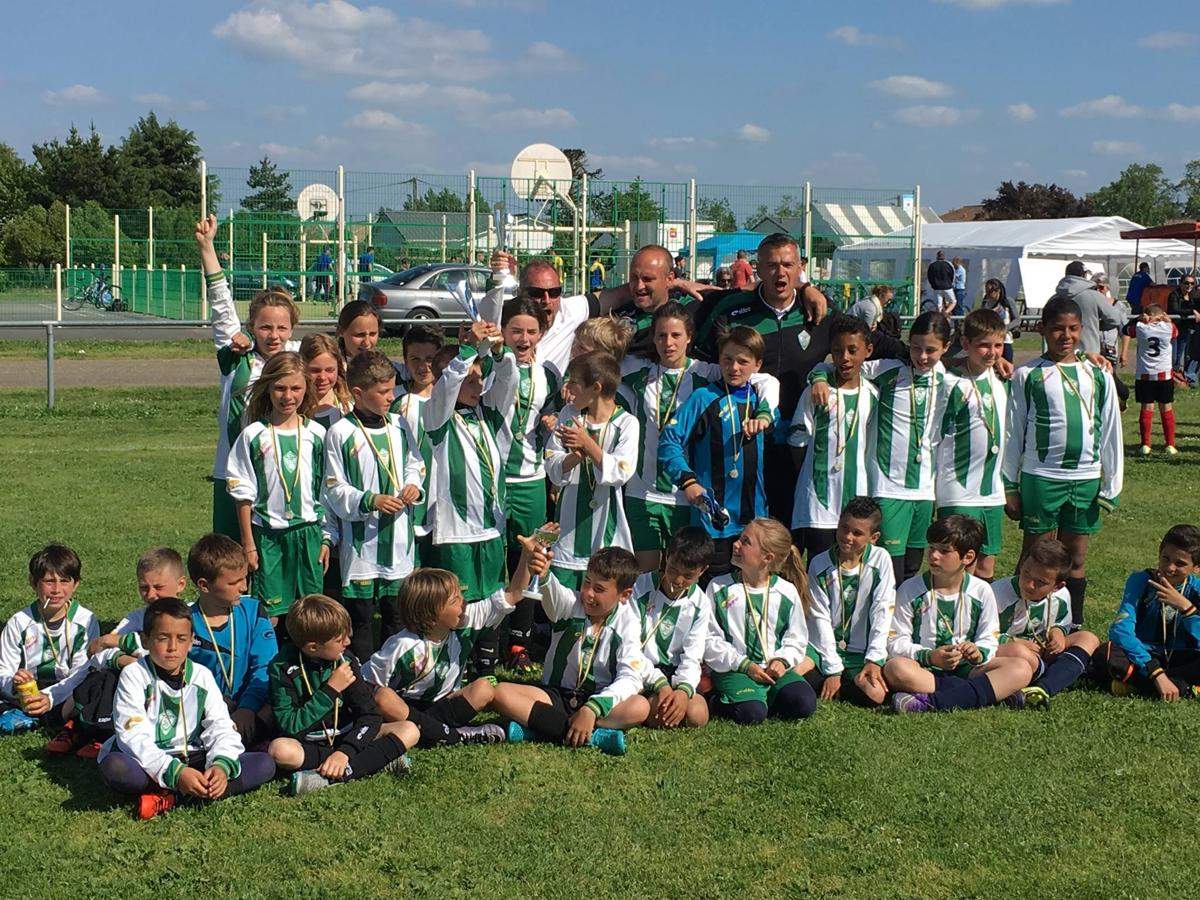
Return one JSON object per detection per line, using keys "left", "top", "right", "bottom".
{"left": 489, "top": 541, "right": 650, "bottom": 755}
{"left": 886, "top": 515, "right": 1036, "bottom": 713}
{"left": 268, "top": 594, "right": 419, "bottom": 796}
{"left": 97, "top": 599, "right": 275, "bottom": 820}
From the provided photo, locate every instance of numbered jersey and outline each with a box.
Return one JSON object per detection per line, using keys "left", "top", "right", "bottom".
{"left": 1134, "top": 320, "right": 1176, "bottom": 380}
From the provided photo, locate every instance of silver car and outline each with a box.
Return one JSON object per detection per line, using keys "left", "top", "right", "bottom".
{"left": 356, "top": 263, "right": 489, "bottom": 333}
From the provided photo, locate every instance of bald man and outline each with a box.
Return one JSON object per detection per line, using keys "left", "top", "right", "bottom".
{"left": 510, "top": 255, "right": 599, "bottom": 377}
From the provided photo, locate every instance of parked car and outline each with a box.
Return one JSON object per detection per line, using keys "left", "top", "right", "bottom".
{"left": 230, "top": 272, "right": 298, "bottom": 301}
{"left": 356, "top": 264, "right": 490, "bottom": 333}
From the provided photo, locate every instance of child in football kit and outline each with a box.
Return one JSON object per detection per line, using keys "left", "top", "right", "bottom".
{"left": 1097, "top": 524, "right": 1200, "bottom": 700}
{"left": 390, "top": 325, "right": 443, "bottom": 565}
{"left": 632, "top": 526, "right": 715, "bottom": 729}
{"left": 993, "top": 538, "right": 1099, "bottom": 705}
{"left": 302, "top": 332, "right": 352, "bottom": 432}
{"left": 0, "top": 545, "right": 97, "bottom": 738}
{"left": 704, "top": 518, "right": 818, "bottom": 725}
{"left": 885, "top": 516, "right": 1035, "bottom": 714}
{"left": 196, "top": 214, "right": 300, "bottom": 539}
{"left": 544, "top": 350, "right": 640, "bottom": 590}
{"left": 268, "top": 594, "right": 418, "bottom": 796}
{"left": 97, "top": 599, "right": 275, "bottom": 820}
{"left": 789, "top": 317, "right": 878, "bottom": 562}
{"left": 489, "top": 546, "right": 650, "bottom": 756}
{"left": 226, "top": 351, "right": 328, "bottom": 630}
{"left": 325, "top": 350, "right": 425, "bottom": 662}
{"left": 1003, "top": 296, "right": 1124, "bottom": 627}
{"left": 1119, "top": 304, "right": 1178, "bottom": 456}
{"left": 804, "top": 498, "right": 895, "bottom": 708}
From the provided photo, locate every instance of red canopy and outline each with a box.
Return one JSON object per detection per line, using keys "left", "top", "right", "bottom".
{"left": 1120, "top": 222, "right": 1200, "bottom": 241}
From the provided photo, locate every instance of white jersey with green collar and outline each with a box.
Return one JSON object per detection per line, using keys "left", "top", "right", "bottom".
{"left": 935, "top": 367, "right": 1008, "bottom": 507}
{"left": 703, "top": 574, "right": 808, "bottom": 672}
{"left": 862, "top": 359, "right": 946, "bottom": 501}
{"left": 391, "top": 387, "right": 433, "bottom": 538}
{"left": 483, "top": 348, "right": 559, "bottom": 483}
{"left": 889, "top": 572, "right": 1000, "bottom": 666}
{"left": 0, "top": 600, "right": 98, "bottom": 706}
{"left": 992, "top": 576, "right": 1073, "bottom": 643}
{"left": 628, "top": 572, "right": 709, "bottom": 695}
{"left": 225, "top": 418, "right": 327, "bottom": 530}
{"left": 806, "top": 545, "right": 895, "bottom": 674}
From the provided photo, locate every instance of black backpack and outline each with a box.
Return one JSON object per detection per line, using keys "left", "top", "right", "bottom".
{"left": 72, "top": 669, "right": 120, "bottom": 741}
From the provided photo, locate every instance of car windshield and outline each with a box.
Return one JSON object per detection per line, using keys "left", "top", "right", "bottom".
{"left": 385, "top": 265, "right": 435, "bottom": 286}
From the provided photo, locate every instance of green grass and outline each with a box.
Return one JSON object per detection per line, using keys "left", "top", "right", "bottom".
{"left": 1, "top": 385, "right": 1199, "bottom": 896}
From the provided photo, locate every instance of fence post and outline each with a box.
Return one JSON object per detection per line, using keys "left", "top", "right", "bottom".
{"left": 688, "top": 179, "right": 698, "bottom": 280}
{"left": 351, "top": 234, "right": 359, "bottom": 297}
{"left": 261, "top": 231, "right": 268, "bottom": 290}
{"left": 227, "top": 209, "right": 235, "bottom": 271}
{"left": 148, "top": 206, "right": 155, "bottom": 269}
{"left": 161, "top": 263, "right": 167, "bottom": 315}
{"left": 199, "top": 160, "right": 207, "bottom": 218}
{"left": 64, "top": 204, "right": 71, "bottom": 270}
{"left": 300, "top": 234, "right": 307, "bottom": 302}
{"left": 911, "top": 184, "right": 923, "bottom": 317}
{"left": 803, "top": 182, "right": 813, "bottom": 264}
{"left": 336, "top": 164, "right": 346, "bottom": 309}
{"left": 55, "top": 264, "right": 62, "bottom": 321}
{"left": 580, "top": 173, "right": 588, "bottom": 295}
{"left": 45, "top": 323, "right": 55, "bottom": 410}
{"left": 113, "top": 214, "right": 121, "bottom": 290}
{"left": 467, "top": 169, "right": 477, "bottom": 261}
{"left": 440, "top": 215, "right": 447, "bottom": 262}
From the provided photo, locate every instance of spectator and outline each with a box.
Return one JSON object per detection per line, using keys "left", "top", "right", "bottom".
{"left": 798, "top": 255, "right": 810, "bottom": 285}
{"left": 1127, "top": 262, "right": 1153, "bottom": 313}
{"left": 588, "top": 258, "right": 606, "bottom": 294}
{"left": 927, "top": 251, "right": 955, "bottom": 310}
{"left": 729, "top": 250, "right": 754, "bottom": 290}
{"left": 313, "top": 247, "right": 333, "bottom": 301}
{"left": 979, "top": 278, "right": 1020, "bottom": 363}
{"left": 1091, "top": 272, "right": 1126, "bottom": 367}
{"left": 1051, "top": 260, "right": 1128, "bottom": 406}
{"left": 673, "top": 255, "right": 687, "bottom": 279}
{"left": 713, "top": 266, "right": 732, "bottom": 288}
{"left": 952, "top": 256, "right": 967, "bottom": 312}
{"left": 848, "top": 284, "right": 891, "bottom": 330}
{"left": 551, "top": 251, "right": 565, "bottom": 280}
{"left": 1167, "top": 274, "right": 1198, "bottom": 376}
{"left": 358, "top": 245, "right": 374, "bottom": 283}
{"left": 399, "top": 257, "right": 410, "bottom": 270}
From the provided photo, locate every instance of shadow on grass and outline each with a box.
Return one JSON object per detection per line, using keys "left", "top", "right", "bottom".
{"left": 22, "top": 744, "right": 128, "bottom": 814}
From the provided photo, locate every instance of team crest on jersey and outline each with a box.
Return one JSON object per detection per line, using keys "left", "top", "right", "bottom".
{"left": 377, "top": 448, "right": 391, "bottom": 466}
{"left": 658, "top": 619, "right": 674, "bottom": 637}
{"left": 283, "top": 449, "right": 298, "bottom": 471}
{"left": 797, "top": 331, "right": 811, "bottom": 350}
{"left": 157, "top": 708, "right": 179, "bottom": 732}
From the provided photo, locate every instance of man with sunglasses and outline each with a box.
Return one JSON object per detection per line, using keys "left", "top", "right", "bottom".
{"left": 1167, "top": 275, "right": 1198, "bottom": 375}
{"left": 517, "top": 256, "right": 599, "bottom": 377}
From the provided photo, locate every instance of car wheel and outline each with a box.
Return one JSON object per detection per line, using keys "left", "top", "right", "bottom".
{"left": 407, "top": 307, "right": 437, "bottom": 320}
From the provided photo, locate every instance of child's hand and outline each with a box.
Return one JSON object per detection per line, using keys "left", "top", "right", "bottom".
{"left": 1084, "top": 351, "right": 1113, "bottom": 373}
{"left": 811, "top": 381, "right": 832, "bottom": 409}
{"left": 177, "top": 767, "right": 209, "bottom": 798}
{"left": 203, "top": 766, "right": 229, "bottom": 800}
{"left": 399, "top": 485, "right": 421, "bottom": 506}
{"left": 244, "top": 545, "right": 259, "bottom": 573}
{"left": 930, "top": 645, "right": 962, "bottom": 670}
{"left": 194, "top": 214, "right": 218, "bottom": 249}
{"left": 490, "top": 250, "right": 518, "bottom": 273}
{"left": 327, "top": 662, "right": 356, "bottom": 693}
{"left": 957, "top": 641, "right": 983, "bottom": 664}
{"left": 819, "top": 673, "right": 841, "bottom": 700}
{"left": 1155, "top": 672, "right": 1180, "bottom": 701}
{"left": 88, "top": 633, "right": 119, "bottom": 656}
{"left": 319, "top": 544, "right": 330, "bottom": 573}
{"left": 540, "top": 413, "right": 558, "bottom": 432}
{"left": 555, "top": 419, "right": 589, "bottom": 452}
{"left": 565, "top": 706, "right": 597, "bottom": 747}
{"left": 683, "top": 483, "right": 706, "bottom": 506}
{"left": 231, "top": 707, "right": 257, "bottom": 741}
{"left": 856, "top": 662, "right": 887, "bottom": 700}
{"left": 22, "top": 691, "right": 50, "bottom": 717}
{"left": 765, "top": 659, "right": 789, "bottom": 680}
{"left": 746, "top": 662, "right": 776, "bottom": 685}
{"left": 743, "top": 416, "right": 772, "bottom": 439}
{"left": 1044, "top": 628, "right": 1067, "bottom": 656}
{"left": 229, "top": 332, "right": 253, "bottom": 355}
{"left": 317, "top": 750, "right": 351, "bottom": 780}
{"left": 13, "top": 669, "right": 34, "bottom": 686}
{"left": 1149, "top": 574, "right": 1193, "bottom": 612}
{"left": 470, "top": 319, "right": 501, "bottom": 348}
{"left": 655, "top": 686, "right": 688, "bottom": 728}
{"left": 1004, "top": 492, "right": 1022, "bottom": 522}
{"left": 373, "top": 494, "right": 407, "bottom": 515}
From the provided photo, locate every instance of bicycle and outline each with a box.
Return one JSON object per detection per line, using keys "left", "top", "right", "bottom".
{"left": 64, "top": 275, "right": 125, "bottom": 312}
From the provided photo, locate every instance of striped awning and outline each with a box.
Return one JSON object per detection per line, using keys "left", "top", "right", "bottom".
{"left": 813, "top": 203, "right": 941, "bottom": 241}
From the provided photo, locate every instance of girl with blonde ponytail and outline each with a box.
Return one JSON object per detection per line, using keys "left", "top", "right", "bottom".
{"left": 703, "top": 517, "right": 818, "bottom": 725}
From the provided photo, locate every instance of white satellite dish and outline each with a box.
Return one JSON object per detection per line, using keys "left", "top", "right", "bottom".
{"left": 297, "top": 183, "right": 338, "bottom": 221}
{"left": 510, "top": 143, "right": 573, "bottom": 202}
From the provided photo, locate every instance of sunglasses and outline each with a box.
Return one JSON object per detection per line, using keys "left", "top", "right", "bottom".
{"left": 525, "top": 286, "right": 563, "bottom": 300}
{"left": 1184, "top": 281, "right": 1197, "bottom": 287}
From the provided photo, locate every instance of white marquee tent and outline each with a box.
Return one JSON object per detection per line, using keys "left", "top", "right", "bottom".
{"left": 834, "top": 216, "right": 1199, "bottom": 309}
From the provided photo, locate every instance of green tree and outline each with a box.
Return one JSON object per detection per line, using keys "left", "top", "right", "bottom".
{"left": 242, "top": 156, "right": 293, "bottom": 213}
{"left": 979, "top": 180, "right": 1092, "bottom": 220}
{"left": 1176, "top": 159, "right": 1200, "bottom": 220}
{"left": 31, "top": 124, "right": 128, "bottom": 208}
{"left": 401, "top": 186, "right": 491, "bottom": 215}
{"left": 590, "top": 178, "right": 664, "bottom": 226}
{"left": 698, "top": 196, "right": 736, "bottom": 233}
{"left": 0, "top": 200, "right": 66, "bottom": 266}
{"left": 118, "top": 112, "right": 203, "bottom": 208}
{"left": 742, "top": 193, "right": 806, "bottom": 230}
{"left": 561, "top": 148, "right": 602, "bottom": 181}
{"left": 0, "top": 143, "right": 38, "bottom": 222}
{"left": 1089, "top": 164, "right": 1180, "bottom": 226}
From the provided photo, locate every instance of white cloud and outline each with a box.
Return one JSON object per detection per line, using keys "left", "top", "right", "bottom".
{"left": 648, "top": 136, "right": 717, "bottom": 149}
{"left": 1064, "top": 169, "right": 1088, "bottom": 178}
{"left": 134, "top": 93, "right": 209, "bottom": 112}
{"left": 1163, "top": 103, "right": 1200, "bottom": 122}
{"left": 1091, "top": 140, "right": 1143, "bottom": 155}
{"left": 135, "top": 92, "right": 171, "bottom": 106}
{"left": 935, "top": 0, "right": 1067, "bottom": 9}
{"left": 869, "top": 75, "right": 953, "bottom": 99}
{"left": 262, "top": 104, "right": 307, "bottom": 123}
{"left": 1007, "top": 102, "right": 1036, "bottom": 121}
{"left": 588, "top": 153, "right": 660, "bottom": 173}
{"left": 464, "top": 160, "right": 511, "bottom": 177}
{"left": 1013, "top": 160, "right": 1031, "bottom": 171}
{"left": 259, "top": 142, "right": 306, "bottom": 158}
{"left": 348, "top": 81, "right": 431, "bottom": 104}
{"left": 42, "top": 84, "right": 107, "bottom": 106}
{"left": 344, "top": 109, "right": 431, "bottom": 135}
{"left": 737, "top": 123, "right": 771, "bottom": 142}
{"left": 525, "top": 41, "right": 577, "bottom": 66}
{"left": 1137, "top": 31, "right": 1197, "bottom": 49}
{"left": 828, "top": 25, "right": 901, "bottom": 48}
{"left": 493, "top": 107, "right": 576, "bottom": 129}
{"left": 348, "top": 81, "right": 510, "bottom": 111}
{"left": 893, "top": 105, "right": 973, "bottom": 126}
{"left": 1060, "top": 94, "right": 1143, "bottom": 117}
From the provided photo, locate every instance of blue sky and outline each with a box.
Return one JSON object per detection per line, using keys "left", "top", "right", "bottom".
{"left": 4, "top": 0, "right": 1199, "bottom": 211}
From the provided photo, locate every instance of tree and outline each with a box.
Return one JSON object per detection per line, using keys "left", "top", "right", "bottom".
{"left": 0, "top": 143, "right": 37, "bottom": 222}
{"left": 0, "top": 200, "right": 66, "bottom": 267}
{"left": 31, "top": 124, "right": 128, "bottom": 209}
{"left": 1089, "top": 164, "right": 1180, "bottom": 226}
{"left": 242, "top": 156, "right": 293, "bottom": 213}
{"left": 119, "top": 112, "right": 203, "bottom": 209}
{"left": 561, "top": 148, "right": 602, "bottom": 182}
{"left": 980, "top": 181, "right": 1091, "bottom": 220}
{"left": 742, "top": 193, "right": 806, "bottom": 230}
{"left": 698, "top": 196, "right": 736, "bottom": 233}
{"left": 589, "top": 178, "right": 664, "bottom": 226}
{"left": 1177, "top": 159, "right": 1200, "bottom": 220}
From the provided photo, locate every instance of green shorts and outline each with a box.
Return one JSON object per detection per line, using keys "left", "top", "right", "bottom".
{"left": 711, "top": 667, "right": 806, "bottom": 706}
{"left": 429, "top": 537, "right": 506, "bottom": 602}
{"left": 1019, "top": 474, "right": 1102, "bottom": 536}
{"left": 937, "top": 504, "right": 1005, "bottom": 557}
{"left": 549, "top": 566, "right": 584, "bottom": 592}
{"left": 342, "top": 577, "right": 402, "bottom": 601}
{"left": 505, "top": 478, "right": 548, "bottom": 555}
{"left": 877, "top": 498, "right": 935, "bottom": 556}
{"left": 212, "top": 479, "right": 239, "bottom": 541}
{"left": 251, "top": 521, "right": 324, "bottom": 617}
{"left": 625, "top": 496, "right": 693, "bottom": 553}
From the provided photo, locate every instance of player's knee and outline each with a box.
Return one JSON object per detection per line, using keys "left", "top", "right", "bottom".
{"left": 731, "top": 700, "right": 768, "bottom": 726}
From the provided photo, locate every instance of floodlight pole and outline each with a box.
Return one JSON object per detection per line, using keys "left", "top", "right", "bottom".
{"left": 803, "top": 182, "right": 813, "bottom": 263}
{"left": 113, "top": 214, "right": 120, "bottom": 292}
{"left": 467, "top": 170, "right": 477, "bottom": 261}
{"left": 912, "top": 184, "right": 923, "bottom": 317}
{"left": 336, "top": 165, "right": 346, "bottom": 309}
{"left": 688, "top": 179, "right": 698, "bottom": 280}
{"left": 148, "top": 206, "right": 155, "bottom": 269}
{"left": 64, "top": 204, "right": 71, "bottom": 270}
{"left": 580, "top": 173, "right": 588, "bottom": 295}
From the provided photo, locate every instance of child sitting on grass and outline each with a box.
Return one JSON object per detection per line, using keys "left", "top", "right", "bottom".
{"left": 98, "top": 599, "right": 275, "bottom": 820}
{"left": 0, "top": 545, "right": 97, "bottom": 741}
{"left": 885, "top": 516, "right": 1034, "bottom": 714}
{"left": 993, "top": 538, "right": 1099, "bottom": 706}
{"left": 1097, "top": 524, "right": 1200, "bottom": 700}
{"left": 268, "top": 594, "right": 418, "bottom": 796}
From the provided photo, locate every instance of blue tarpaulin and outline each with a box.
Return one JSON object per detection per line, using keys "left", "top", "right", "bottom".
{"left": 680, "top": 230, "right": 764, "bottom": 271}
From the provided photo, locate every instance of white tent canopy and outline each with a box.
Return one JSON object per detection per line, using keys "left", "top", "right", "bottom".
{"left": 834, "top": 216, "right": 1199, "bottom": 309}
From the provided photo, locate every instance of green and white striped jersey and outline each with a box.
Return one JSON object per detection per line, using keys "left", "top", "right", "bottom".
{"left": 312, "top": 401, "right": 347, "bottom": 433}
{"left": 361, "top": 591, "right": 516, "bottom": 701}
{"left": 544, "top": 404, "right": 640, "bottom": 571}
{"left": 226, "top": 418, "right": 327, "bottom": 530}
{"left": 628, "top": 572, "right": 709, "bottom": 695}
{"left": 806, "top": 545, "right": 896, "bottom": 674}
{"left": 323, "top": 413, "right": 425, "bottom": 584}
{"left": 539, "top": 574, "right": 648, "bottom": 717}
{"left": 208, "top": 274, "right": 299, "bottom": 479}
{"left": 391, "top": 388, "right": 433, "bottom": 538}
{"left": 993, "top": 576, "right": 1073, "bottom": 643}
{"left": 422, "top": 347, "right": 506, "bottom": 545}
{"left": 863, "top": 359, "right": 945, "bottom": 501}
{"left": 99, "top": 658, "right": 244, "bottom": 790}
{"left": 935, "top": 367, "right": 1009, "bottom": 507}
{"left": 0, "top": 600, "right": 97, "bottom": 707}
{"left": 483, "top": 348, "right": 558, "bottom": 483}
{"left": 889, "top": 572, "right": 1000, "bottom": 666}
{"left": 1002, "top": 356, "right": 1124, "bottom": 502}
{"left": 788, "top": 381, "right": 878, "bottom": 529}
{"left": 703, "top": 574, "right": 808, "bottom": 672}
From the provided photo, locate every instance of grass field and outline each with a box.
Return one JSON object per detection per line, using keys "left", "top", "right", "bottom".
{"left": 1, "top": 384, "right": 1199, "bottom": 897}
